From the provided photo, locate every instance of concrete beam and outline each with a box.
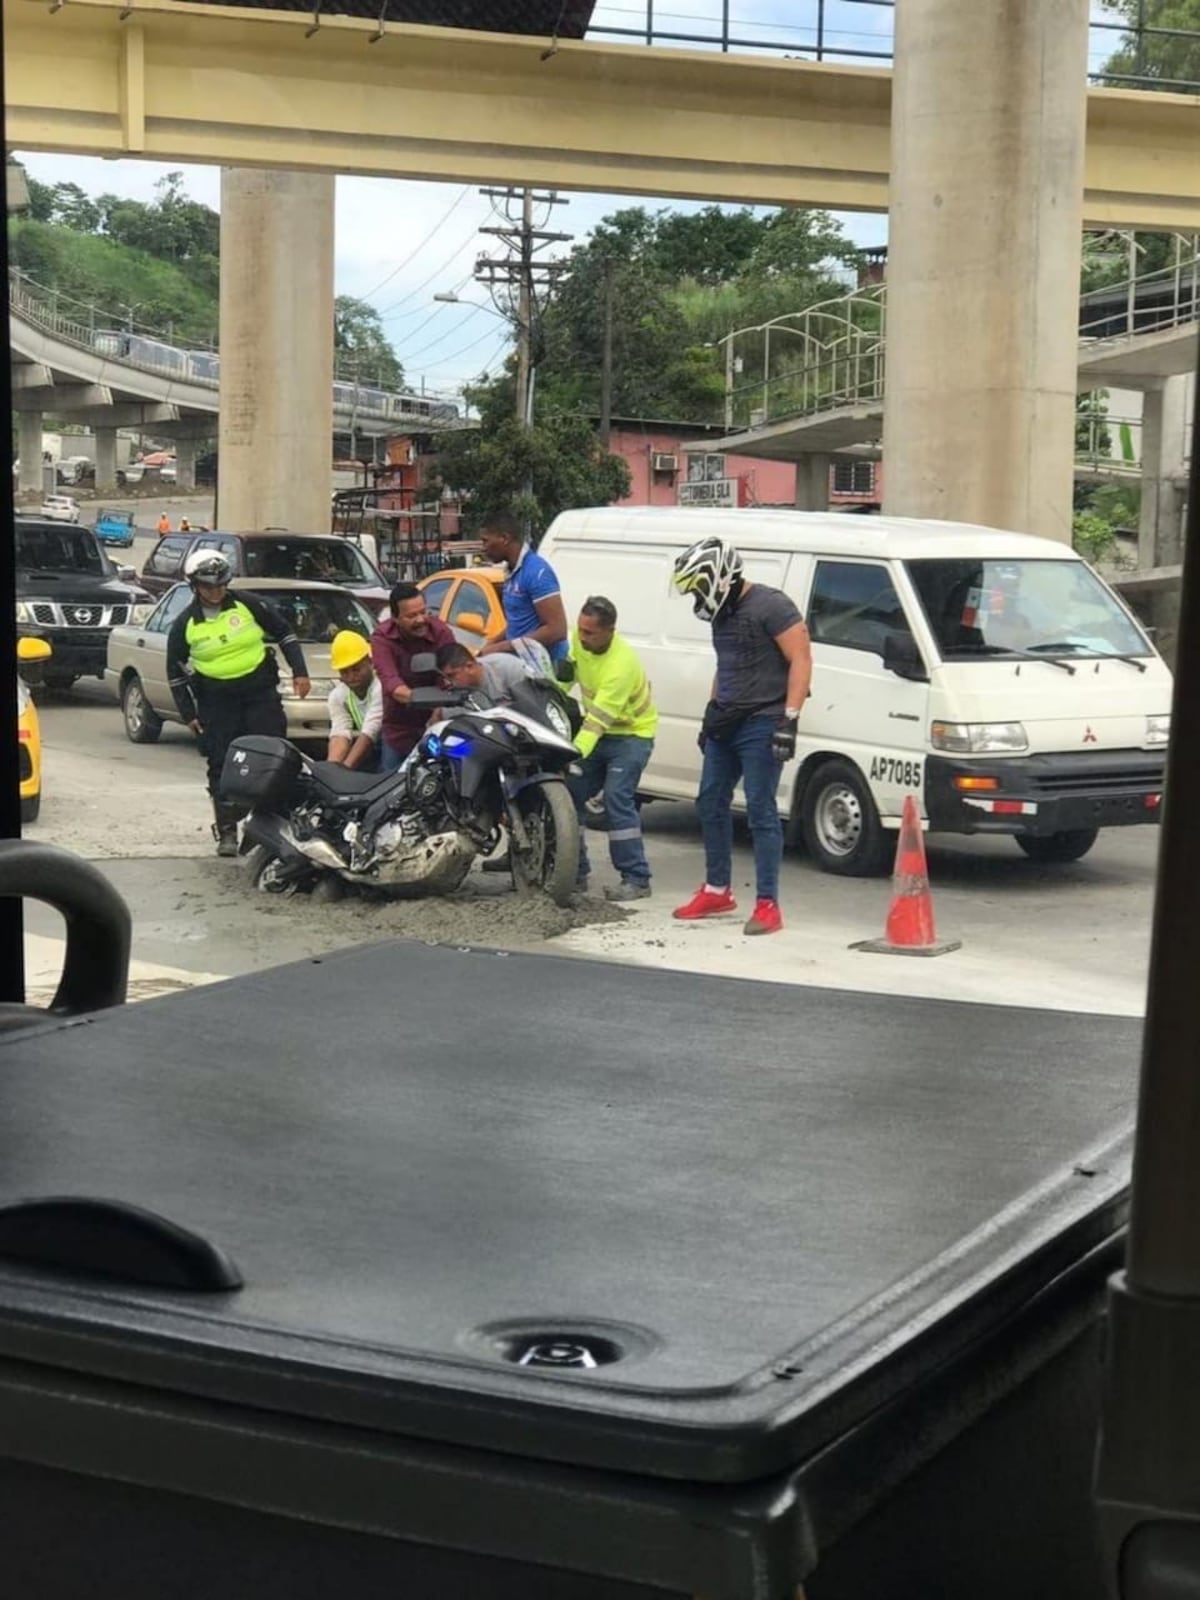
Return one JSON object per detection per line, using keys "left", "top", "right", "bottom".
{"left": 1077, "top": 324, "right": 1199, "bottom": 389}
{"left": 4, "top": 0, "right": 1200, "bottom": 227}
{"left": 12, "top": 383, "right": 114, "bottom": 411}
{"left": 70, "top": 403, "right": 181, "bottom": 428}
{"left": 10, "top": 363, "right": 53, "bottom": 389}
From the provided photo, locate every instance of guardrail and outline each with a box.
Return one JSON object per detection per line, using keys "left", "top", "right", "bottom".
{"left": 724, "top": 238, "right": 1200, "bottom": 436}
{"left": 7, "top": 271, "right": 445, "bottom": 420}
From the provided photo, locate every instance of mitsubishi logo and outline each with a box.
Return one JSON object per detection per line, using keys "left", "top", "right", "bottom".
{"left": 1083, "top": 726, "right": 1098, "bottom": 744}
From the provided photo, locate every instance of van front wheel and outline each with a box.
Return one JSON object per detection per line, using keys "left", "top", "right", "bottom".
{"left": 1015, "top": 828, "right": 1098, "bottom": 865}
{"left": 801, "top": 759, "right": 893, "bottom": 877}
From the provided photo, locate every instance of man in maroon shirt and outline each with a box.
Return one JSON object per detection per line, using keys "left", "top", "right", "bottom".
{"left": 370, "top": 582, "right": 456, "bottom": 772}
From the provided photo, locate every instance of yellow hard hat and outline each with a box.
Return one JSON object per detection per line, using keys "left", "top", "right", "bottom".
{"left": 330, "top": 630, "right": 371, "bottom": 671}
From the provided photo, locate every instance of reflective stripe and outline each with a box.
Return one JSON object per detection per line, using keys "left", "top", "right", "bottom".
{"left": 348, "top": 691, "right": 365, "bottom": 732}
{"left": 608, "top": 826, "right": 643, "bottom": 842}
{"left": 580, "top": 695, "right": 617, "bottom": 728}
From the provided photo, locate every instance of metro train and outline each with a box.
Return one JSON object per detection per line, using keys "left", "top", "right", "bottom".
{"left": 90, "top": 329, "right": 458, "bottom": 424}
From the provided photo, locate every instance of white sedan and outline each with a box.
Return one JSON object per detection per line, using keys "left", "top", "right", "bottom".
{"left": 40, "top": 495, "right": 80, "bottom": 523}
{"left": 104, "top": 577, "right": 379, "bottom": 745}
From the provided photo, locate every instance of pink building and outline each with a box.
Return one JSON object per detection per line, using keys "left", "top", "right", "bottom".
{"left": 607, "top": 422, "right": 799, "bottom": 510}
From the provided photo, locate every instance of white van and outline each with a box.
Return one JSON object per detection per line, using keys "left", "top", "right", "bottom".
{"left": 540, "top": 508, "right": 1172, "bottom": 875}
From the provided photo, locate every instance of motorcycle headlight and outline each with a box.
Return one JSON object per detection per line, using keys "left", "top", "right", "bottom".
{"left": 1146, "top": 714, "right": 1170, "bottom": 748}
{"left": 930, "top": 721, "right": 1029, "bottom": 754}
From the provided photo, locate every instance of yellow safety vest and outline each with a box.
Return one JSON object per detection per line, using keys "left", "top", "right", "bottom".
{"left": 186, "top": 601, "right": 268, "bottom": 681}
{"left": 572, "top": 629, "right": 658, "bottom": 759}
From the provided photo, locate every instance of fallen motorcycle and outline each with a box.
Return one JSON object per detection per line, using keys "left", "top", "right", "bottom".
{"left": 219, "top": 675, "right": 582, "bottom": 908}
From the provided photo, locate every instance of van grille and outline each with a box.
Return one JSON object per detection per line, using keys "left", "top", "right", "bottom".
{"left": 1028, "top": 760, "right": 1163, "bottom": 797}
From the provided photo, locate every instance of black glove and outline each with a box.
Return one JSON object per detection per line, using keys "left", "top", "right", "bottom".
{"left": 698, "top": 699, "right": 718, "bottom": 752}
{"left": 555, "top": 657, "right": 577, "bottom": 684}
{"left": 771, "top": 716, "right": 798, "bottom": 763}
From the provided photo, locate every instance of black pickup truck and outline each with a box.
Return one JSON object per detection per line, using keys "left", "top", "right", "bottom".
{"left": 15, "top": 517, "right": 153, "bottom": 691}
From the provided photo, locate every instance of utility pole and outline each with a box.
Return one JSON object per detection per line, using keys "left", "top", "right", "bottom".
{"left": 475, "top": 187, "right": 571, "bottom": 430}
{"left": 599, "top": 258, "right": 615, "bottom": 448}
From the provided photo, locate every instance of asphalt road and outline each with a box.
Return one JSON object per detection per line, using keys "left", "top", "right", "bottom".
{"left": 28, "top": 675, "right": 1162, "bottom": 1018}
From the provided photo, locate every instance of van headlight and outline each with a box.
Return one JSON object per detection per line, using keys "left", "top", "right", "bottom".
{"left": 1146, "top": 714, "right": 1170, "bottom": 747}
{"left": 931, "top": 721, "right": 1029, "bottom": 754}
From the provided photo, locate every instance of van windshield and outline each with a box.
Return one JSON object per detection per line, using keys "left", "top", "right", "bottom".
{"left": 905, "top": 558, "right": 1151, "bottom": 661}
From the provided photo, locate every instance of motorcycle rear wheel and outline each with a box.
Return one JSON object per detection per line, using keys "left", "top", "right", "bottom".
{"left": 511, "top": 781, "right": 580, "bottom": 909}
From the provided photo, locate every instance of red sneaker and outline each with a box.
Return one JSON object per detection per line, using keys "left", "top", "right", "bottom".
{"left": 673, "top": 886, "right": 738, "bottom": 921}
{"left": 744, "top": 898, "right": 783, "bottom": 936}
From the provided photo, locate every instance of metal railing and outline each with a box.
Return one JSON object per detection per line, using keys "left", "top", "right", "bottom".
{"left": 8, "top": 270, "right": 454, "bottom": 421}
{"left": 584, "top": 0, "right": 1200, "bottom": 92}
{"left": 1079, "top": 238, "right": 1200, "bottom": 343}
{"left": 721, "top": 288, "right": 887, "bottom": 431}
{"left": 723, "top": 236, "right": 1200, "bottom": 435}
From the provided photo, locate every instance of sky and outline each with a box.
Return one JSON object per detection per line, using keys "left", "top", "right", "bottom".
{"left": 14, "top": 154, "right": 888, "bottom": 401}
{"left": 11, "top": 0, "right": 1134, "bottom": 399}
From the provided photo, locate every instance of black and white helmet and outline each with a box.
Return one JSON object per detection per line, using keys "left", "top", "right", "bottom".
{"left": 672, "top": 537, "right": 744, "bottom": 621}
{"left": 184, "top": 549, "right": 233, "bottom": 588}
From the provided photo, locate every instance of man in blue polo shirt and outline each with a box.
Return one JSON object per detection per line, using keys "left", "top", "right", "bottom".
{"left": 478, "top": 511, "right": 569, "bottom": 665}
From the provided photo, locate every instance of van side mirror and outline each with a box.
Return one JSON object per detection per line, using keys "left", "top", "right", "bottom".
{"left": 883, "top": 632, "right": 928, "bottom": 681}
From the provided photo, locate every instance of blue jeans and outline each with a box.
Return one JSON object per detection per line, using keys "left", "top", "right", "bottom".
{"left": 697, "top": 713, "right": 783, "bottom": 903}
{"left": 568, "top": 735, "right": 654, "bottom": 886}
{"left": 380, "top": 738, "right": 411, "bottom": 774}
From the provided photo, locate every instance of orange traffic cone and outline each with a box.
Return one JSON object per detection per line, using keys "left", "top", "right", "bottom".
{"left": 852, "top": 794, "right": 961, "bottom": 958}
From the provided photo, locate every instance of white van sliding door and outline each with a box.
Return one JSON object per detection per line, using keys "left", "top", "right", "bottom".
{"left": 806, "top": 560, "right": 929, "bottom": 820}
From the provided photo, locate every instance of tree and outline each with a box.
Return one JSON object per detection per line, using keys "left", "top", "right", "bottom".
{"left": 648, "top": 206, "right": 763, "bottom": 286}
{"left": 335, "top": 295, "right": 404, "bottom": 389}
{"left": 1098, "top": 0, "right": 1200, "bottom": 87}
{"left": 532, "top": 203, "right": 860, "bottom": 426}
{"left": 435, "top": 377, "right": 631, "bottom": 539}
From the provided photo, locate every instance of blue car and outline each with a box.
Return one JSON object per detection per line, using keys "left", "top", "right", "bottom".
{"left": 95, "top": 508, "right": 136, "bottom": 548}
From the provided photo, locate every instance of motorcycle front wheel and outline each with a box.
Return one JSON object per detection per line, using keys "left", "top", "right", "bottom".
{"left": 245, "top": 844, "right": 312, "bottom": 898}
{"left": 510, "top": 781, "right": 580, "bottom": 909}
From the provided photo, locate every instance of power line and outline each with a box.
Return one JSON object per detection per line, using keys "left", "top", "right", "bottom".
{"left": 357, "top": 185, "right": 472, "bottom": 302}
{"left": 421, "top": 321, "right": 512, "bottom": 370}
{"left": 401, "top": 302, "right": 488, "bottom": 363}
{"left": 376, "top": 232, "right": 482, "bottom": 320}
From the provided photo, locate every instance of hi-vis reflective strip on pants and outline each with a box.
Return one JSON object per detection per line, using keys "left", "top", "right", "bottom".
{"left": 609, "top": 826, "right": 643, "bottom": 841}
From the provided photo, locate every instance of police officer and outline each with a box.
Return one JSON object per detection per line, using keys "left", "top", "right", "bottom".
{"left": 167, "top": 550, "right": 311, "bottom": 856}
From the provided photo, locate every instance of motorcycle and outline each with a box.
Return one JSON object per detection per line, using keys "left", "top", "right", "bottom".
{"left": 218, "top": 666, "right": 583, "bottom": 908}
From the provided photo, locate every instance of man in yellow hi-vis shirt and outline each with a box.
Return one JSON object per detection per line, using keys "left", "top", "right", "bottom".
{"left": 568, "top": 595, "right": 657, "bottom": 901}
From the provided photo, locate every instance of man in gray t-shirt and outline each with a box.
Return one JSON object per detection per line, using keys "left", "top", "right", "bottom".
{"left": 671, "top": 536, "right": 812, "bottom": 937}
{"left": 435, "top": 642, "right": 529, "bottom": 707}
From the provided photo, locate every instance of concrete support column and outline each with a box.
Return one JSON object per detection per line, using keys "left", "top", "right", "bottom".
{"left": 94, "top": 427, "right": 118, "bottom": 494}
{"left": 174, "top": 436, "right": 198, "bottom": 494}
{"left": 882, "top": 0, "right": 1089, "bottom": 542}
{"left": 218, "top": 169, "right": 334, "bottom": 531}
{"left": 17, "top": 411, "right": 43, "bottom": 495}
{"left": 795, "top": 453, "right": 831, "bottom": 511}
{"left": 1138, "top": 376, "right": 1189, "bottom": 569}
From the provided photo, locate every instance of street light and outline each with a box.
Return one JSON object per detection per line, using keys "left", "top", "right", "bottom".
{"left": 433, "top": 292, "right": 508, "bottom": 319}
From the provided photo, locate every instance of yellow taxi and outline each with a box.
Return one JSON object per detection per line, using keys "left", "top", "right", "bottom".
{"left": 18, "top": 637, "right": 52, "bottom": 824}
{"left": 417, "top": 566, "right": 507, "bottom": 647}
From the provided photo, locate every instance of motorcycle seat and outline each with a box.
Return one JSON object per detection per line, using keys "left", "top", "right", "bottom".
{"left": 308, "top": 762, "right": 399, "bottom": 803}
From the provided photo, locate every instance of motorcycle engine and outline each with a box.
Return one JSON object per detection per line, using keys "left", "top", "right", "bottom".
{"left": 403, "top": 759, "right": 445, "bottom": 814}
